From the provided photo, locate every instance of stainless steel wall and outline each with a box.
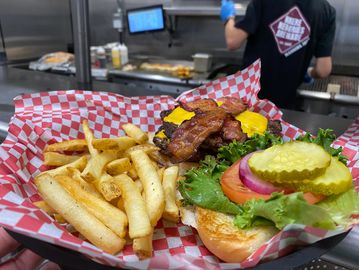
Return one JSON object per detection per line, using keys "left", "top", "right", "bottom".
{"left": 88, "top": 0, "right": 245, "bottom": 63}
{"left": 0, "top": 0, "right": 72, "bottom": 62}
{"left": 329, "top": 0, "right": 359, "bottom": 71}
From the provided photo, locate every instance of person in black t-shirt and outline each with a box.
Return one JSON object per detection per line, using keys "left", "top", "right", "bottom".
{"left": 220, "top": 0, "right": 336, "bottom": 109}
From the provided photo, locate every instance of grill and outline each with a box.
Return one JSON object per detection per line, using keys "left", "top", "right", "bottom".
{"left": 297, "top": 75, "right": 359, "bottom": 119}
{"left": 300, "top": 75, "right": 359, "bottom": 96}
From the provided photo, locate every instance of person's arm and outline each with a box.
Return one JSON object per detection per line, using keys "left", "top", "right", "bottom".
{"left": 308, "top": 57, "right": 332, "bottom": 79}
{"left": 221, "top": 0, "right": 261, "bottom": 51}
{"left": 0, "top": 227, "right": 60, "bottom": 270}
{"left": 224, "top": 18, "right": 249, "bottom": 51}
{"left": 308, "top": 5, "right": 336, "bottom": 80}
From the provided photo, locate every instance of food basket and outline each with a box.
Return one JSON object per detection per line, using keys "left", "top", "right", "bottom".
{"left": 0, "top": 60, "right": 358, "bottom": 269}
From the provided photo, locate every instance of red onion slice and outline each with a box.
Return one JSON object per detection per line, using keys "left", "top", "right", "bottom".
{"left": 239, "top": 152, "right": 287, "bottom": 195}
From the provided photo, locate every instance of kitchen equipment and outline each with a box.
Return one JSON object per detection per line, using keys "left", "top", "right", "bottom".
{"left": 193, "top": 53, "right": 212, "bottom": 72}
{"left": 126, "top": 5, "right": 165, "bottom": 34}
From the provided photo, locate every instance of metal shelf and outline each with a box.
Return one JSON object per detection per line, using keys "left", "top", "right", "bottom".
{"left": 164, "top": 4, "right": 247, "bottom": 17}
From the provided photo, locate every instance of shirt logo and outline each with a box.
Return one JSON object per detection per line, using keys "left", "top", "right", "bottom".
{"left": 269, "top": 6, "right": 311, "bottom": 57}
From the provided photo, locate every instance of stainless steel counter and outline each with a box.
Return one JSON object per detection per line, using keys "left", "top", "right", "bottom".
{"left": 109, "top": 69, "right": 210, "bottom": 87}
{"left": 281, "top": 109, "right": 354, "bottom": 136}
{"left": 0, "top": 66, "right": 176, "bottom": 105}
{"left": 0, "top": 66, "right": 358, "bottom": 269}
{"left": 298, "top": 75, "right": 359, "bottom": 119}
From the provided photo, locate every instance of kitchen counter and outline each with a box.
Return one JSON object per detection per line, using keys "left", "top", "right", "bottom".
{"left": 0, "top": 66, "right": 181, "bottom": 139}
{"left": 109, "top": 69, "right": 209, "bottom": 87}
{"left": 0, "top": 66, "right": 176, "bottom": 103}
{"left": 0, "top": 65, "right": 358, "bottom": 269}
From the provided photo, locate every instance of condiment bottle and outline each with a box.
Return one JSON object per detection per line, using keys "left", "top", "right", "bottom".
{"left": 112, "top": 46, "right": 121, "bottom": 69}
{"left": 120, "top": 44, "right": 128, "bottom": 65}
{"left": 96, "top": 47, "right": 107, "bottom": 69}
{"left": 90, "top": 46, "right": 98, "bottom": 68}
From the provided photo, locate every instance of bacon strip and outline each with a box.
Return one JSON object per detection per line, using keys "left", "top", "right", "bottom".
{"left": 267, "top": 120, "right": 282, "bottom": 136}
{"left": 179, "top": 99, "right": 218, "bottom": 112}
{"left": 217, "top": 97, "right": 247, "bottom": 115}
{"left": 221, "top": 116, "right": 247, "bottom": 142}
{"left": 168, "top": 110, "right": 227, "bottom": 162}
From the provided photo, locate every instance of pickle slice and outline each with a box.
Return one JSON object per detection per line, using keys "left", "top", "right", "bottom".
{"left": 248, "top": 141, "right": 331, "bottom": 182}
{"left": 273, "top": 157, "right": 353, "bottom": 195}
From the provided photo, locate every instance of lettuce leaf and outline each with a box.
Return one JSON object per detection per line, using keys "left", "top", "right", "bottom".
{"left": 217, "top": 132, "right": 283, "bottom": 164}
{"left": 234, "top": 192, "right": 336, "bottom": 230}
{"left": 317, "top": 188, "right": 359, "bottom": 227}
{"left": 179, "top": 156, "right": 242, "bottom": 215}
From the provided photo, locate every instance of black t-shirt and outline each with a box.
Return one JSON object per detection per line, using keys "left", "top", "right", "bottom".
{"left": 235, "top": 0, "right": 336, "bottom": 108}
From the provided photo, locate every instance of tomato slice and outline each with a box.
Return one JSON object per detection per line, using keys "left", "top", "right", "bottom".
{"left": 220, "top": 159, "right": 325, "bottom": 205}
{"left": 302, "top": 192, "right": 326, "bottom": 204}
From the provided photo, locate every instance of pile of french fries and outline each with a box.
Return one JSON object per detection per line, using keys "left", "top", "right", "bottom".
{"left": 34, "top": 121, "right": 180, "bottom": 258}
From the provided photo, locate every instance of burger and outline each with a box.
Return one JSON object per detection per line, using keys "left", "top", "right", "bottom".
{"left": 153, "top": 97, "right": 359, "bottom": 263}
{"left": 153, "top": 97, "right": 281, "bottom": 163}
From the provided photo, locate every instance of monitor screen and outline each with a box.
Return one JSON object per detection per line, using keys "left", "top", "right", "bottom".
{"left": 127, "top": 5, "right": 165, "bottom": 34}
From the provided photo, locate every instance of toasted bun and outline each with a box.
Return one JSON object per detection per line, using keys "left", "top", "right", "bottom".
{"left": 195, "top": 207, "right": 278, "bottom": 263}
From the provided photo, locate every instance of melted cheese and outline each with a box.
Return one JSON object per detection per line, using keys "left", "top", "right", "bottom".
{"left": 155, "top": 130, "right": 167, "bottom": 139}
{"left": 235, "top": 111, "right": 268, "bottom": 137}
{"left": 216, "top": 100, "right": 224, "bottom": 106}
{"left": 163, "top": 107, "right": 195, "bottom": 125}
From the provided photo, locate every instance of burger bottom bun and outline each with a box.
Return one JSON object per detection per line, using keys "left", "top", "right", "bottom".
{"left": 196, "top": 207, "right": 278, "bottom": 263}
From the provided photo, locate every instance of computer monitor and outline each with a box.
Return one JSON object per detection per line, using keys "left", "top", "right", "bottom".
{"left": 127, "top": 5, "right": 165, "bottom": 34}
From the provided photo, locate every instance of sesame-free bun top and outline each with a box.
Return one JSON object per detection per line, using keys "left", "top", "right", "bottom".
{"left": 195, "top": 207, "right": 278, "bottom": 263}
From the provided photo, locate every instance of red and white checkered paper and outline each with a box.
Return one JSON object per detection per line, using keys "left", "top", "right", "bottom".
{"left": 0, "top": 59, "right": 358, "bottom": 269}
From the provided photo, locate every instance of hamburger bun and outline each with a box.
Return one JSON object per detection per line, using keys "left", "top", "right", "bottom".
{"left": 194, "top": 207, "right": 278, "bottom": 263}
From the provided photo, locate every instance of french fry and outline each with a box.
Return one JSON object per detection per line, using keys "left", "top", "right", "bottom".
{"left": 81, "top": 151, "right": 117, "bottom": 182}
{"left": 38, "top": 120, "right": 184, "bottom": 259}
{"left": 53, "top": 213, "right": 66, "bottom": 224}
{"left": 157, "top": 167, "right": 165, "bottom": 183}
{"left": 67, "top": 167, "right": 103, "bottom": 199}
{"left": 117, "top": 197, "right": 125, "bottom": 212}
{"left": 37, "top": 156, "right": 88, "bottom": 178}
{"left": 93, "top": 137, "right": 136, "bottom": 151}
{"left": 35, "top": 173, "right": 125, "bottom": 254}
{"left": 151, "top": 160, "right": 159, "bottom": 171}
{"left": 106, "top": 158, "right": 132, "bottom": 176}
{"left": 109, "top": 197, "right": 120, "bottom": 206}
{"left": 127, "top": 168, "right": 138, "bottom": 180}
{"left": 44, "top": 139, "right": 88, "bottom": 152}
{"left": 162, "top": 166, "right": 180, "bottom": 223}
{"left": 147, "top": 132, "right": 155, "bottom": 145}
{"left": 34, "top": 200, "right": 56, "bottom": 215}
{"left": 133, "top": 232, "right": 153, "bottom": 260}
{"left": 93, "top": 172, "right": 121, "bottom": 201}
{"left": 130, "top": 150, "right": 165, "bottom": 226}
{"left": 56, "top": 174, "right": 128, "bottom": 238}
{"left": 44, "top": 152, "right": 83, "bottom": 167}
{"left": 124, "top": 144, "right": 159, "bottom": 159}
{"left": 114, "top": 174, "right": 152, "bottom": 239}
{"left": 34, "top": 200, "right": 67, "bottom": 225}
{"left": 122, "top": 123, "right": 148, "bottom": 144}
{"left": 134, "top": 180, "right": 143, "bottom": 193}
{"left": 82, "top": 120, "right": 99, "bottom": 157}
